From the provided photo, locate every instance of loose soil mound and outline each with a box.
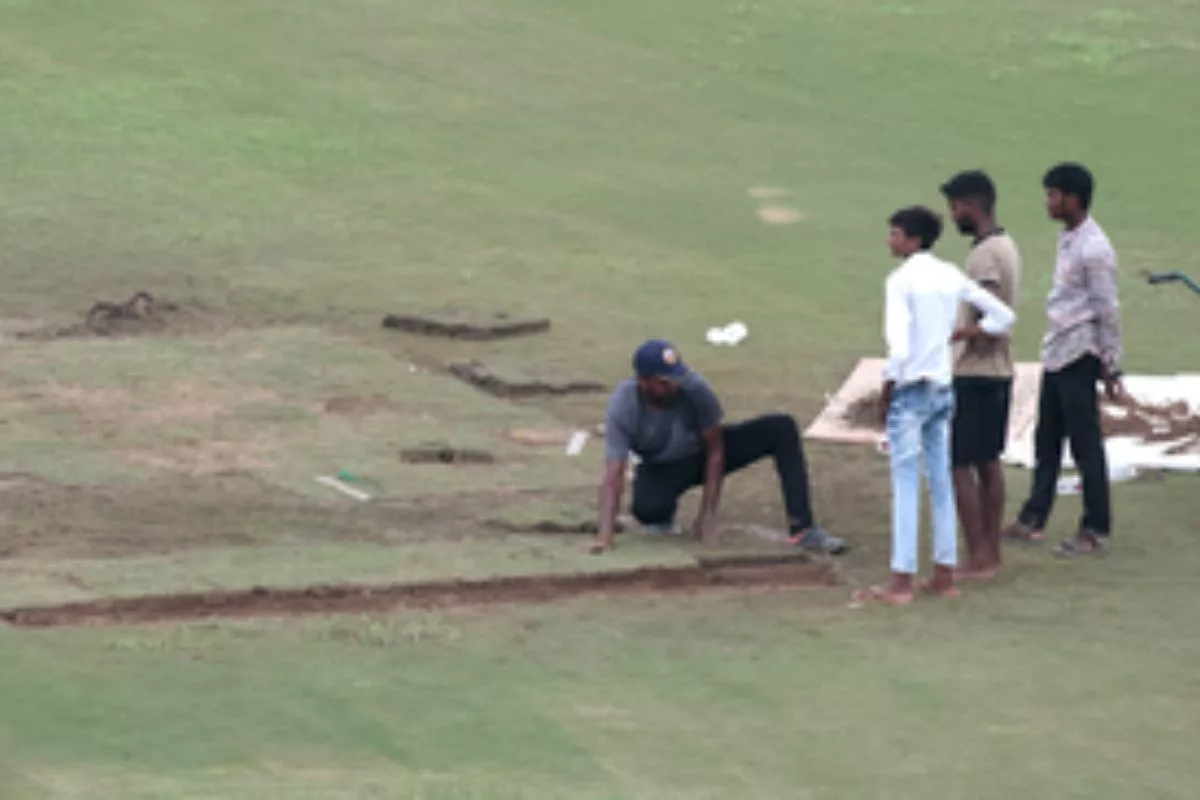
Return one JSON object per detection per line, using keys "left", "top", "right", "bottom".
{"left": 20, "top": 292, "right": 190, "bottom": 339}
{"left": 400, "top": 445, "right": 496, "bottom": 465}
{"left": 843, "top": 391, "right": 883, "bottom": 430}
{"left": 381, "top": 312, "right": 550, "bottom": 341}
{"left": 449, "top": 360, "right": 605, "bottom": 398}
{"left": 485, "top": 519, "right": 626, "bottom": 535}
{"left": 0, "top": 556, "right": 835, "bottom": 627}
{"left": 1103, "top": 396, "right": 1200, "bottom": 449}
{"left": 842, "top": 389, "right": 1199, "bottom": 450}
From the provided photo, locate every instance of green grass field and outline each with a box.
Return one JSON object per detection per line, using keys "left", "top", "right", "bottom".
{"left": 2, "top": 0, "right": 1199, "bottom": 796}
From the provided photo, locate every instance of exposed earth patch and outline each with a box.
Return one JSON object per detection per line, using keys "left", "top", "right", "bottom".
{"left": 0, "top": 555, "right": 836, "bottom": 627}
{"left": 381, "top": 310, "right": 550, "bottom": 341}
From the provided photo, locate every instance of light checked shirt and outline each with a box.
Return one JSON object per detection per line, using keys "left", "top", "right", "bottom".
{"left": 1040, "top": 216, "right": 1123, "bottom": 373}
{"left": 883, "top": 251, "right": 1016, "bottom": 387}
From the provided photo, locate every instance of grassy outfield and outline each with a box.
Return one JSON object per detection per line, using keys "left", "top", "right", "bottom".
{"left": 1, "top": 0, "right": 1198, "bottom": 796}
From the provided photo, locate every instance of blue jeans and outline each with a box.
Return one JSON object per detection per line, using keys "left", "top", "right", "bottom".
{"left": 887, "top": 382, "right": 957, "bottom": 575}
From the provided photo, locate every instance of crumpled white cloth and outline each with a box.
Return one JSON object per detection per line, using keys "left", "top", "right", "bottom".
{"left": 706, "top": 320, "right": 748, "bottom": 347}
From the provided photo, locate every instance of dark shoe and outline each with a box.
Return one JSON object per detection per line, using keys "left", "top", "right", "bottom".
{"left": 790, "top": 526, "right": 848, "bottom": 555}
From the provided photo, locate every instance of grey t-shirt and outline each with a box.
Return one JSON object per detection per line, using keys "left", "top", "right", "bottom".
{"left": 603, "top": 373, "right": 724, "bottom": 464}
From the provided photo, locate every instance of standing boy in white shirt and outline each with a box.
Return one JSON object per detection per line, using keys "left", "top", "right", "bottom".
{"left": 856, "top": 206, "right": 1016, "bottom": 606}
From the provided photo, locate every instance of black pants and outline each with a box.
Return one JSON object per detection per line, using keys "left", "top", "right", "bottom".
{"left": 952, "top": 376, "right": 1012, "bottom": 468}
{"left": 632, "top": 414, "right": 815, "bottom": 532}
{"left": 1019, "top": 355, "right": 1111, "bottom": 535}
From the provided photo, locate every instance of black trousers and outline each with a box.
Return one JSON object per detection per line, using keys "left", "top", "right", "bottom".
{"left": 1019, "top": 355, "right": 1112, "bottom": 535}
{"left": 632, "top": 414, "right": 815, "bottom": 532}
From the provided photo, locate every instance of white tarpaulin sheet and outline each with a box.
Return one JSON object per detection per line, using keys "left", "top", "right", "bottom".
{"left": 806, "top": 359, "right": 1200, "bottom": 475}
{"left": 1002, "top": 373, "right": 1200, "bottom": 473}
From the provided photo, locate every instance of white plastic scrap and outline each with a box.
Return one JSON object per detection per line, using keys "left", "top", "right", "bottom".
{"left": 706, "top": 320, "right": 749, "bottom": 347}
{"left": 566, "top": 430, "right": 589, "bottom": 456}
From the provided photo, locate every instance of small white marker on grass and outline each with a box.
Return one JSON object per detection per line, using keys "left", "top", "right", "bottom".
{"left": 315, "top": 475, "right": 372, "bottom": 501}
{"left": 566, "top": 430, "right": 590, "bottom": 456}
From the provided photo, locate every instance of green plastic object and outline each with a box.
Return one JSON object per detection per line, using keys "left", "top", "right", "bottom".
{"left": 335, "top": 470, "right": 383, "bottom": 491}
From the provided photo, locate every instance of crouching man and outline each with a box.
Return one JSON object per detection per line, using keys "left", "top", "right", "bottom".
{"left": 588, "top": 339, "right": 846, "bottom": 556}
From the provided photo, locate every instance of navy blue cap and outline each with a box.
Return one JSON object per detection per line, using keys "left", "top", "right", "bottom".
{"left": 633, "top": 339, "right": 689, "bottom": 379}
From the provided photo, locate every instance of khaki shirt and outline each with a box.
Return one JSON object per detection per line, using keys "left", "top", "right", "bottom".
{"left": 954, "top": 231, "right": 1022, "bottom": 378}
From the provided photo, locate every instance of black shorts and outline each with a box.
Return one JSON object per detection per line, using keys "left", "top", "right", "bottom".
{"left": 952, "top": 376, "right": 1012, "bottom": 468}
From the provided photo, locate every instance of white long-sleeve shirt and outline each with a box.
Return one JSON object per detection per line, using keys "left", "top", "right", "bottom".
{"left": 883, "top": 251, "right": 1016, "bottom": 387}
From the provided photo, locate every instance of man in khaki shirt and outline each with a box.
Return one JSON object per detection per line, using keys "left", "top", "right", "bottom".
{"left": 940, "top": 171, "right": 1022, "bottom": 580}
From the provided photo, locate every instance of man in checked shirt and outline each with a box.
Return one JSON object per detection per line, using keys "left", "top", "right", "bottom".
{"left": 1004, "top": 163, "right": 1125, "bottom": 557}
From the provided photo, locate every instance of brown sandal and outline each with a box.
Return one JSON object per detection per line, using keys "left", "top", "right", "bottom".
{"left": 1002, "top": 521, "right": 1045, "bottom": 545}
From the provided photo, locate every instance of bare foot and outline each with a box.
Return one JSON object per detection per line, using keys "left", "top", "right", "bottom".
{"left": 918, "top": 565, "right": 961, "bottom": 598}
{"left": 917, "top": 579, "right": 962, "bottom": 598}
{"left": 851, "top": 585, "right": 915, "bottom": 606}
{"left": 955, "top": 565, "right": 998, "bottom": 582}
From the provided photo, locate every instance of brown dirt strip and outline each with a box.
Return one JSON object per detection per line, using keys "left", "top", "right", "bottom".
{"left": 1104, "top": 395, "right": 1200, "bottom": 444}
{"left": 484, "top": 519, "right": 617, "bottom": 535}
{"left": 381, "top": 313, "right": 550, "bottom": 340}
{"left": 448, "top": 360, "right": 605, "bottom": 398}
{"left": 400, "top": 445, "right": 496, "bottom": 465}
{"left": 0, "top": 556, "right": 835, "bottom": 628}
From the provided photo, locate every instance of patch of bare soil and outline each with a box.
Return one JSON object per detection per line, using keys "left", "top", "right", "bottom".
{"left": 747, "top": 186, "right": 789, "bottom": 200}
{"left": 400, "top": 444, "right": 496, "bottom": 465}
{"left": 1, "top": 380, "right": 280, "bottom": 476}
{"left": 323, "top": 395, "right": 398, "bottom": 416}
{"left": 484, "top": 519, "right": 626, "bottom": 535}
{"left": 504, "top": 425, "right": 605, "bottom": 446}
{"left": 381, "top": 311, "right": 550, "bottom": 341}
{"left": 123, "top": 438, "right": 273, "bottom": 476}
{"left": 0, "top": 473, "right": 393, "bottom": 559}
{"left": 843, "top": 391, "right": 884, "bottom": 431}
{"left": 19, "top": 292, "right": 196, "bottom": 339}
{"left": 841, "top": 389, "right": 1199, "bottom": 452}
{"left": 449, "top": 360, "right": 605, "bottom": 398}
{"left": 15, "top": 382, "right": 279, "bottom": 428}
{"left": 1104, "top": 396, "right": 1200, "bottom": 453}
{"left": 0, "top": 319, "right": 46, "bottom": 340}
{"left": 756, "top": 206, "right": 804, "bottom": 225}
{"left": 0, "top": 472, "right": 56, "bottom": 494}
{"left": 0, "top": 555, "right": 836, "bottom": 627}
